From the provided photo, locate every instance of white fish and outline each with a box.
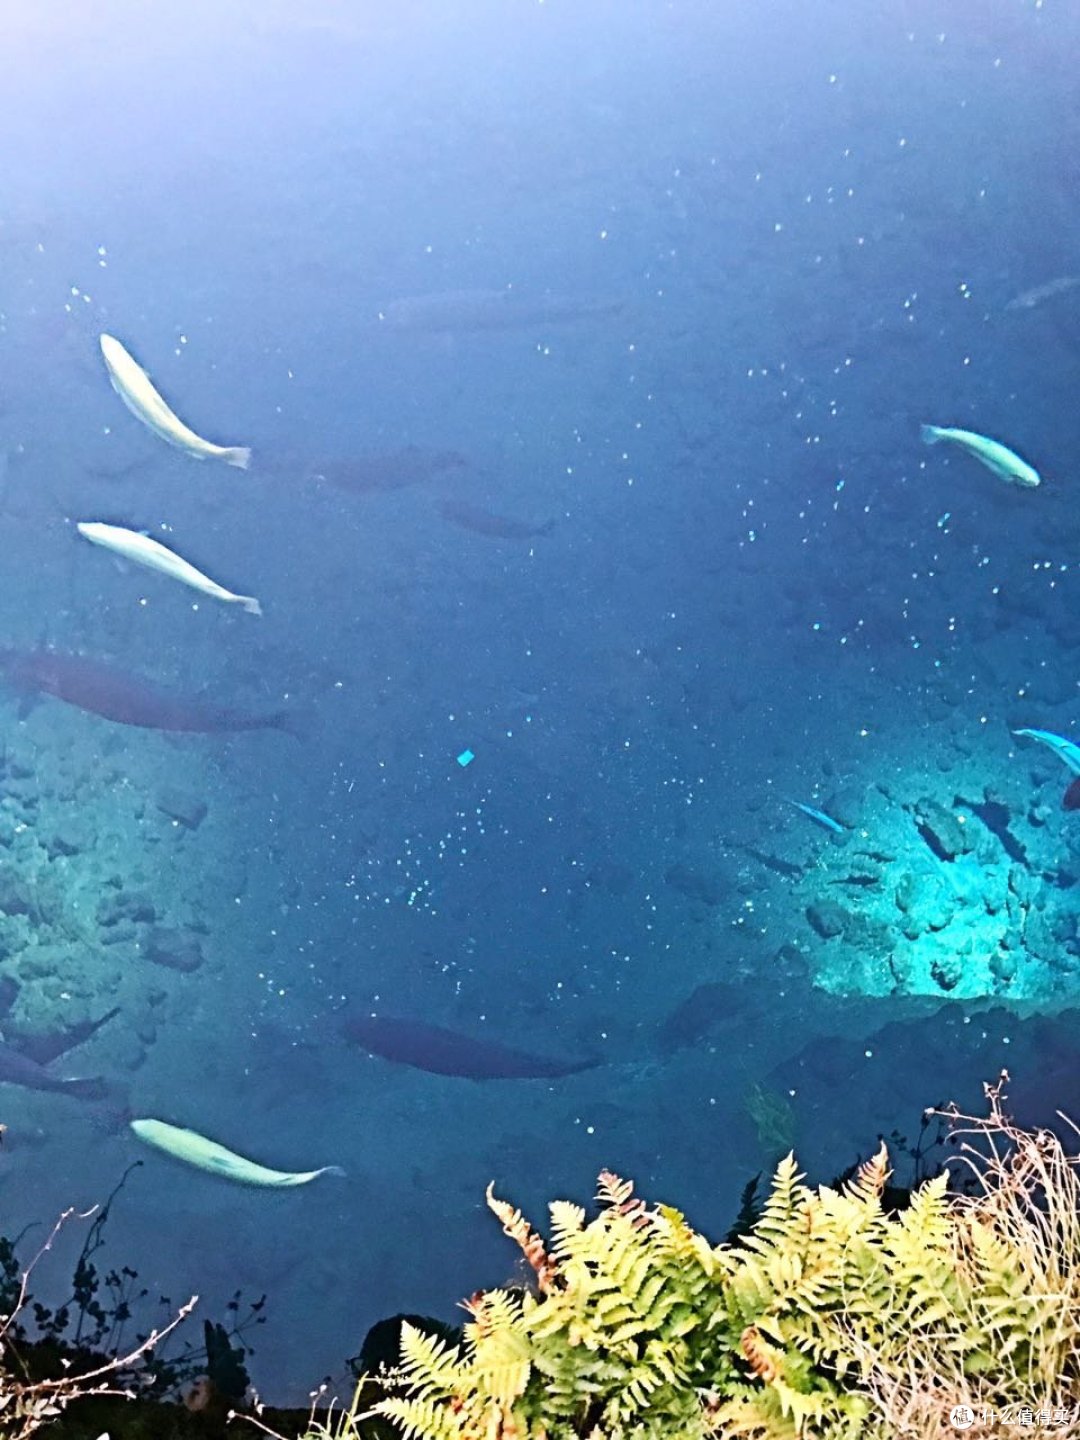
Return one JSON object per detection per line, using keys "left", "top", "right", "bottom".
{"left": 131, "top": 1118, "right": 344, "bottom": 1187}
{"left": 77, "top": 521, "right": 262, "bottom": 615}
{"left": 99, "top": 334, "right": 251, "bottom": 469}
{"left": 920, "top": 424, "right": 1041, "bottom": 488}
{"left": 1011, "top": 728, "right": 1080, "bottom": 776}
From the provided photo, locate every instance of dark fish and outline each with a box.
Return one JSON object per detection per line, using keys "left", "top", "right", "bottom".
{"left": 0, "top": 1041, "right": 105, "bottom": 1100}
{"left": 4, "top": 1005, "right": 120, "bottom": 1067}
{"left": 0, "top": 650, "right": 296, "bottom": 736}
{"left": 1064, "top": 778, "right": 1080, "bottom": 811}
{"left": 306, "top": 447, "right": 466, "bottom": 495}
{"left": 657, "top": 982, "right": 750, "bottom": 1056}
{"left": 438, "top": 499, "right": 554, "bottom": 540}
{"left": 343, "top": 1014, "right": 597, "bottom": 1080}
{"left": 378, "top": 289, "right": 624, "bottom": 334}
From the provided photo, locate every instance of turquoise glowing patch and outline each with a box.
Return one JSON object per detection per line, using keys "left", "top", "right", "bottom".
{"left": 457, "top": 749, "right": 475, "bottom": 767}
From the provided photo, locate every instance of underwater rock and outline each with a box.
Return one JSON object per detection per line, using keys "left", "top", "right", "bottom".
{"left": 961, "top": 794, "right": 1027, "bottom": 864}
{"left": 773, "top": 941, "right": 812, "bottom": 982}
{"left": 1024, "top": 670, "right": 1075, "bottom": 707}
{"left": 1022, "top": 908, "right": 1055, "bottom": 963}
{"left": 912, "top": 798, "right": 972, "bottom": 861}
{"left": 894, "top": 873, "right": 918, "bottom": 913}
{"left": 930, "top": 951, "right": 963, "bottom": 991}
{"left": 4, "top": 773, "right": 37, "bottom": 808}
{"left": 97, "top": 889, "right": 156, "bottom": 926}
{"left": 806, "top": 899, "right": 846, "bottom": 939}
{"left": 989, "top": 949, "right": 1017, "bottom": 986}
{"left": 1028, "top": 798, "right": 1054, "bottom": 828}
{"left": 888, "top": 946, "right": 915, "bottom": 990}
{"left": 0, "top": 919, "right": 22, "bottom": 962}
{"left": 665, "top": 863, "right": 722, "bottom": 907}
{"left": 156, "top": 786, "right": 208, "bottom": 830}
{"left": 835, "top": 854, "right": 882, "bottom": 889}
{"left": 145, "top": 927, "right": 204, "bottom": 973}
{"left": 1007, "top": 863, "right": 1036, "bottom": 906}
{"left": 895, "top": 873, "right": 956, "bottom": 937}
{"left": 0, "top": 874, "right": 31, "bottom": 916}
{"left": 0, "top": 975, "right": 18, "bottom": 1017}
{"left": 115, "top": 1036, "right": 148, "bottom": 1072}
{"left": 982, "top": 871, "right": 1009, "bottom": 917}
{"left": 99, "top": 920, "right": 137, "bottom": 947}
{"left": 45, "top": 818, "right": 89, "bottom": 858}
{"left": 821, "top": 792, "right": 861, "bottom": 828}
{"left": 16, "top": 943, "right": 71, "bottom": 981}
{"left": 899, "top": 911, "right": 922, "bottom": 942}
{"left": 0, "top": 923, "right": 23, "bottom": 968}
{"left": 927, "top": 887, "right": 961, "bottom": 933}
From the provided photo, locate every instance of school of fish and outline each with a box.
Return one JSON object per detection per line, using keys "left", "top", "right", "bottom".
{"left": 7, "top": 310, "right": 1067, "bottom": 1188}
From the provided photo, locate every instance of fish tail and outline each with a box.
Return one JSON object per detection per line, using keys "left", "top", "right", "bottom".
{"left": 238, "top": 595, "right": 263, "bottom": 617}
{"left": 279, "top": 1165, "right": 345, "bottom": 1186}
{"left": 920, "top": 424, "right": 944, "bottom": 446}
{"left": 267, "top": 709, "right": 307, "bottom": 742}
{"left": 224, "top": 446, "right": 252, "bottom": 470}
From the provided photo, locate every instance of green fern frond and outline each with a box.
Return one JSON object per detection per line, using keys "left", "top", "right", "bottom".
{"left": 657, "top": 1204, "right": 718, "bottom": 1279}
{"left": 596, "top": 1170, "right": 636, "bottom": 1210}
{"left": 746, "top": 1154, "right": 806, "bottom": 1245}
{"left": 375, "top": 1114, "right": 1080, "bottom": 1440}
{"left": 470, "top": 1322, "right": 531, "bottom": 1406}
{"left": 466, "top": 1287, "right": 524, "bottom": 1338}
{"left": 842, "top": 1141, "right": 891, "bottom": 1208}
{"left": 548, "top": 1200, "right": 587, "bottom": 1259}
{"left": 893, "top": 1173, "right": 952, "bottom": 1253}
{"left": 374, "top": 1395, "right": 462, "bottom": 1440}
{"left": 397, "top": 1321, "right": 466, "bottom": 1400}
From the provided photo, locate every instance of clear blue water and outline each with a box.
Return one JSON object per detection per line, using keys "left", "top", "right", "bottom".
{"left": 0, "top": 0, "right": 1076, "bottom": 1401}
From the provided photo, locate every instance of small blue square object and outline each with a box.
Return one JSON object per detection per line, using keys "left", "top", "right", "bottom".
{"left": 457, "top": 749, "right": 475, "bottom": 767}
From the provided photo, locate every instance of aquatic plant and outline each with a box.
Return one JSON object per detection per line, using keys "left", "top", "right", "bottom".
{"left": 742, "top": 1080, "right": 797, "bottom": 1162}
{"left": 347, "top": 1080, "right": 1080, "bottom": 1439}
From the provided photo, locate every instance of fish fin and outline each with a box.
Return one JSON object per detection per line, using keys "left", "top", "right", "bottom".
{"left": 61, "top": 1075, "right": 108, "bottom": 1101}
{"left": 569, "top": 1055, "right": 602, "bottom": 1075}
{"left": 224, "top": 447, "right": 252, "bottom": 470}
{"left": 238, "top": 596, "right": 263, "bottom": 617}
{"left": 920, "top": 424, "right": 943, "bottom": 445}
